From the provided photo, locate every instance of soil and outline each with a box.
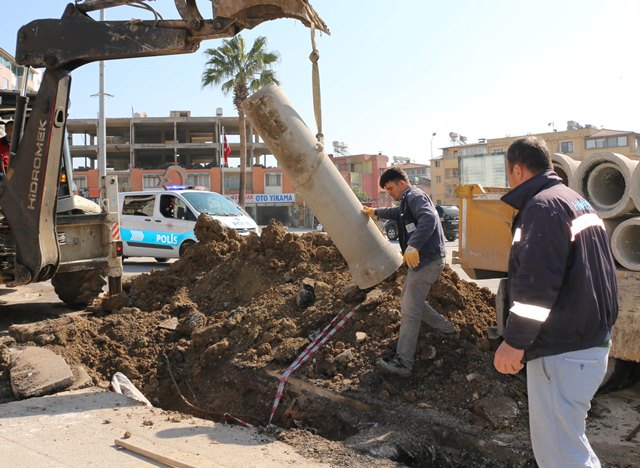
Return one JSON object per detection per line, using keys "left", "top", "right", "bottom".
{"left": 1, "top": 216, "right": 637, "bottom": 467}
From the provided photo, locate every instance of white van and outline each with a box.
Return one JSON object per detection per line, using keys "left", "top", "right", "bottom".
{"left": 118, "top": 189, "right": 260, "bottom": 261}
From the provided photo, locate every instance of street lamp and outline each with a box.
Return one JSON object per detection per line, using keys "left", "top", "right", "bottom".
{"left": 430, "top": 132, "right": 437, "bottom": 159}
{"left": 216, "top": 107, "right": 223, "bottom": 194}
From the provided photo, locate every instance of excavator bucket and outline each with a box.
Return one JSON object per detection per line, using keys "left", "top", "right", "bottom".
{"left": 213, "top": 0, "right": 329, "bottom": 34}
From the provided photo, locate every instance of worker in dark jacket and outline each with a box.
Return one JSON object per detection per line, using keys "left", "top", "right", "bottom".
{"left": 0, "top": 119, "right": 13, "bottom": 177}
{"left": 362, "top": 167, "right": 455, "bottom": 377}
{"left": 494, "top": 136, "right": 618, "bottom": 467}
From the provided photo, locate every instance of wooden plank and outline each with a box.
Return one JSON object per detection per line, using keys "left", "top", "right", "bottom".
{"left": 114, "top": 437, "right": 225, "bottom": 468}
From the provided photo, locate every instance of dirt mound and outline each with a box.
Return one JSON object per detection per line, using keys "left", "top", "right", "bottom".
{"left": 4, "top": 218, "right": 533, "bottom": 466}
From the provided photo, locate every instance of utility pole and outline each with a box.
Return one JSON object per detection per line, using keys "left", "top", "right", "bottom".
{"left": 97, "top": 8, "right": 107, "bottom": 180}
{"left": 217, "top": 107, "right": 224, "bottom": 194}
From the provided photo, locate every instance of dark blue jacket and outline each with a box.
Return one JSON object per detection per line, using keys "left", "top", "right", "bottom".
{"left": 376, "top": 186, "right": 445, "bottom": 268}
{"left": 501, "top": 170, "right": 618, "bottom": 361}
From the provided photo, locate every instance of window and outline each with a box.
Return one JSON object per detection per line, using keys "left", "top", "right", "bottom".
{"left": 560, "top": 141, "right": 574, "bottom": 153}
{"left": 73, "top": 176, "right": 88, "bottom": 189}
{"left": 585, "top": 136, "right": 627, "bottom": 150}
{"left": 122, "top": 194, "right": 155, "bottom": 216}
{"left": 436, "top": 176, "right": 442, "bottom": 183}
{"left": 223, "top": 174, "right": 253, "bottom": 191}
{"left": 188, "top": 173, "right": 210, "bottom": 189}
{"left": 73, "top": 176, "right": 88, "bottom": 197}
{"left": 435, "top": 160, "right": 441, "bottom": 168}
{"left": 115, "top": 175, "right": 130, "bottom": 191}
{"left": 142, "top": 174, "right": 162, "bottom": 189}
{"left": 265, "top": 172, "right": 282, "bottom": 187}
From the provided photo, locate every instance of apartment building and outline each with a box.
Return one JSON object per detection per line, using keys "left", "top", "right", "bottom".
{"left": 431, "top": 123, "right": 640, "bottom": 206}
{"left": 0, "top": 48, "right": 41, "bottom": 93}
{"left": 68, "top": 112, "right": 299, "bottom": 225}
{"left": 331, "top": 153, "right": 389, "bottom": 206}
{"left": 378, "top": 161, "right": 431, "bottom": 208}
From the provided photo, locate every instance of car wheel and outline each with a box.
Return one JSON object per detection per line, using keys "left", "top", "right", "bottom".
{"left": 599, "top": 357, "right": 640, "bottom": 393}
{"left": 446, "top": 234, "right": 457, "bottom": 242}
{"left": 386, "top": 225, "right": 398, "bottom": 241}
{"left": 154, "top": 258, "right": 169, "bottom": 263}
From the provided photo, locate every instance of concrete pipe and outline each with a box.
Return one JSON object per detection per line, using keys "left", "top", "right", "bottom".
{"left": 610, "top": 216, "right": 640, "bottom": 271}
{"left": 551, "top": 153, "right": 579, "bottom": 187}
{"left": 571, "top": 152, "right": 638, "bottom": 219}
{"left": 242, "top": 84, "right": 403, "bottom": 289}
{"left": 603, "top": 215, "right": 635, "bottom": 240}
{"left": 631, "top": 163, "right": 640, "bottom": 212}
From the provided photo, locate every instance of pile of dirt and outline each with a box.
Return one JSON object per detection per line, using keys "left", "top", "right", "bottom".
{"left": 3, "top": 216, "right": 534, "bottom": 466}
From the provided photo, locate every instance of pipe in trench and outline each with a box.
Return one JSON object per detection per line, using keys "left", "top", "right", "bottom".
{"left": 611, "top": 216, "right": 640, "bottom": 271}
{"left": 241, "top": 84, "right": 403, "bottom": 289}
{"left": 572, "top": 152, "right": 638, "bottom": 219}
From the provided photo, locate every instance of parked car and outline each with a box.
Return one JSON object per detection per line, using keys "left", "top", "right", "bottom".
{"left": 384, "top": 205, "right": 459, "bottom": 242}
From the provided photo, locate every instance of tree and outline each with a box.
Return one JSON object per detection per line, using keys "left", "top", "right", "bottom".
{"left": 201, "top": 35, "right": 279, "bottom": 208}
{"left": 352, "top": 187, "right": 372, "bottom": 203}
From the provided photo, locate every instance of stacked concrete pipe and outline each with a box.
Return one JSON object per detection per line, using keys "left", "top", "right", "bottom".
{"left": 610, "top": 217, "right": 640, "bottom": 271}
{"left": 552, "top": 152, "right": 579, "bottom": 187}
{"left": 242, "top": 83, "right": 403, "bottom": 289}
{"left": 572, "top": 152, "right": 640, "bottom": 271}
{"left": 572, "top": 152, "right": 638, "bottom": 219}
{"left": 632, "top": 162, "right": 640, "bottom": 212}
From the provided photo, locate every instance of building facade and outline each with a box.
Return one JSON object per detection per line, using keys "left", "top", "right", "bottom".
{"left": 68, "top": 112, "right": 301, "bottom": 225}
{"left": 0, "top": 48, "right": 41, "bottom": 94}
{"left": 431, "top": 124, "right": 640, "bottom": 206}
{"left": 330, "top": 153, "right": 389, "bottom": 206}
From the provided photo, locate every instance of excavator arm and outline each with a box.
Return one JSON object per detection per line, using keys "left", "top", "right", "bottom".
{"left": 0, "top": 0, "right": 327, "bottom": 285}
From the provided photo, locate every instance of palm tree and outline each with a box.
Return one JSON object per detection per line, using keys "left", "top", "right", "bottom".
{"left": 201, "top": 35, "right": 280, "bottom": 208}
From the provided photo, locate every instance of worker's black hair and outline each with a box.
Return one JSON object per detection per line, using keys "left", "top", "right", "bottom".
{"left": 379, "top": 166, "right": 409, "bottom": 188}
{"left": 506, "top": 136, "right": 552, "bottom": 174}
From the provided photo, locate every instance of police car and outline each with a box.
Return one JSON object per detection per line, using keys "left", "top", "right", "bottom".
{"left": 118, "top": 188, "right": 260, "bottom": 261}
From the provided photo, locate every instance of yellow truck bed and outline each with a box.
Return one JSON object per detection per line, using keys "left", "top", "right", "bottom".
{"left": 453, "top": 184, "right": 640, "bottom": 363}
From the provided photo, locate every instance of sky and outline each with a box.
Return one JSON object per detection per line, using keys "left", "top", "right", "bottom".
{"left": 3, "top": 0, "right": 640, "bottom": 165}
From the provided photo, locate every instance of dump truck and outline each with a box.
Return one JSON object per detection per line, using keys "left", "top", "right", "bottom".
{"left": 453, "top": 183, "right": 640, "bottom": 389}
{"left": 1, "top": 0, "right": 328, "bottom": 305}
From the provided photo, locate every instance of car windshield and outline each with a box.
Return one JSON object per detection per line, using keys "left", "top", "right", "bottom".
{"left": 182, "top": 191, "right": 243, "bottom": 216}
{"left": 440, "top": 206, "right": 459, "bottom": 217}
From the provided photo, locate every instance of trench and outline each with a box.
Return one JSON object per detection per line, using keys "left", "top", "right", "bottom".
{"left": 143, "top": 352, "right": 534, "bottom": 468}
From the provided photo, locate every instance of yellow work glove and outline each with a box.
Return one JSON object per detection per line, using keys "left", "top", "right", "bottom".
{"left": 404, "top": 246, "right": 420, "bottom": 269}
{"left": 362, "top": 206, "right": 376, "bottom": 217}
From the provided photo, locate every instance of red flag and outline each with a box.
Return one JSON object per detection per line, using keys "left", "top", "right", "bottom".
{"left": 223, "top": 133, "right": 231, "bottom": 166}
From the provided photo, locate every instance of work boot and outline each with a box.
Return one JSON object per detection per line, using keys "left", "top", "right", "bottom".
{"left": 433, "top": 319, "right": 458, "bottom": 336}
{"left": 422, "top": 308, "right": 457, "bottom": 335}
{"left": 377, "top": 355, "right": 411, "bottom": 377}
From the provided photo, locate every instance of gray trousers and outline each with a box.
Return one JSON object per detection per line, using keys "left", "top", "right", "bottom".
{"left": 527, "top": 346, "right": 609, "bottom": 468}
{"left": 396, "top": 257, "right": 445, "bottom": 367}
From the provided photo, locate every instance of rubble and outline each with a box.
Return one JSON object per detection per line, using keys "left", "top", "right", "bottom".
{"left": 10, "top": 347, "right": 74, "bottom": 399}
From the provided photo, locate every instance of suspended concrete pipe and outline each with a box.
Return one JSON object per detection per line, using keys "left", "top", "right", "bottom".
{"left": 610, "top": 216, "right": 640, "bottom": 271}
{"left": 241, "top": 83, "right": 403, "bottom": 289}
{"left": 571, "top": 152, "right": 638, "bottom": 219}
{"left": 551, "top": 153, "right": 579, "bottom": 187}
{"left": 631, "top": 162, "right": 640, "bottom": 212}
